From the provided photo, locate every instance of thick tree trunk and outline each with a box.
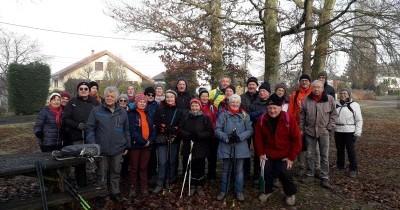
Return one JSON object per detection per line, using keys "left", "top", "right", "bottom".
{"left": 302, "top": 0, "right": 314, "bottom": 75}
{"left": 263, "top": 0, "right": 280, "bottom": 84}
{"left": 210, "top": 0, "right": 223, "bottom": 88}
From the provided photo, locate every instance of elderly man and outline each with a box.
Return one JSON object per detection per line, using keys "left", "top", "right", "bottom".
{"left": 300, "top": 80, "right": 337, "bottom": 189}
{"left": 209, "top": 76, "right": 231, "bottom": 107}
{"left": 86, "top": 86, "right": 131, "bottom": 202}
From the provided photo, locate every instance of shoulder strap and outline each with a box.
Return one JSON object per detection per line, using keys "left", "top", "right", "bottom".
{"left": 347, "top": 102, "right": 356, "bottom": 123}
{"left": 170, "top": 109, "right": 178, "bottom": 125}
{"left": 213, "top": 88, "right": 221, "bottom": 102}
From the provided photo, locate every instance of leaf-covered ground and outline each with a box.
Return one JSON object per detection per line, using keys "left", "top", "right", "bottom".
{"left": 0, "top": 102, "right": 399, "bottom": 209}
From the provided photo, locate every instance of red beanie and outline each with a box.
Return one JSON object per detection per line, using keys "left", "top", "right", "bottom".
{"left": 135, "top": 93, "right": 147, "bottom": 104}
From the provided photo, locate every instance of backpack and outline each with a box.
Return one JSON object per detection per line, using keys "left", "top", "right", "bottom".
{"left": 336, "top": 102, "right": 355, "bottom": 123}
{"left": 52, "top": 144, "right": 100, "bottom": 161}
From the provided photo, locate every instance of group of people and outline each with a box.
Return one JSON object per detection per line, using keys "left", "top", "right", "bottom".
{"left": 33, "top": 71, "right": 363, "bottom": 206}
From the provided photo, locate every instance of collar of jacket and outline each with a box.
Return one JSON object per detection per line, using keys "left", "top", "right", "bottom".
{"left": 307, "top": 91, "right": 328, "bottom": 102}
{"left": 101, "top": 102, "right": 121, "bottom": 112}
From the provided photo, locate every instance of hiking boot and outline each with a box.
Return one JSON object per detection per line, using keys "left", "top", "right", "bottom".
{"left": 321, "top": 179, "right": 332, "bottom": 189}
{"left": 285, "top": 195, "right": 296, "bottom": 206}
{"left": 189, "top": 187, "right": 196, "bottom": 196}
{"left": 217, "top": 192, "right": 226, "bottom": 201}
{"left": 236, "top": 192, "right": 245, "bottom": 201}
{"left": 129, "top": 188, "right": 137, "bottom": 198}
{"left": 111, "top": 193, "right": 127, "bottom": 202}
{"left": 152, "top": 185, "right": 163, "bottom": 194}
{"left": 349, "top": 171, "right": 357, "bottom": 178}
{"left": 258, "top": 193, "right": 272, "bottom": 202}
{"left": 196, "top": 186, "right": 205, "bottom": 197}
{"left": 301, "top": 176, "right": 314, "bottom": 183}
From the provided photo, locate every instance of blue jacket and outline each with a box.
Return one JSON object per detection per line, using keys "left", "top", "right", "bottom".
{"left": 128, "top": 109, "right": 156, "bottom": 149}
{"left": 145, "top": 100, "right": 159, "bottom": 119}
{"left": 34, "top": 106, "right": 62, "bottom": 147}
{"left": 86, "top": 104, "right": 131, "bottom": 156}
{"left": 215, "top": 110, "right": 253, "bottom": 159}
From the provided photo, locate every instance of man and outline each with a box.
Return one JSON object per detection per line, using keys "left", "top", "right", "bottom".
{"left": 154, "top": 83, "right": 165, "bottom": 103}
{"left": 86, "top": 86, "right": 131, "bottom": 202}
{"left": 209, "top": 76, "right": 231, "bottom": 107}
{"left": 127, "top": 85, "right": 135, "bottom": 110}
{"left": 175, "top": 77, "right": 191, "bottom": 113}
{"left": 144, "top": 86, "right": 159, "bottom": 181}
{"left": 300, "top": 80, "right": 337, "bottom": 189}
{"left": 317, "top": 71, "right": 336, "bottom": 99}
{"left": 240, "top": 76, "right": 259, "bottom": 111}
{"left": 254, "top": 94, "right": 302, "bottom": 205}
{"left": 89, "top": 81, "right": 103, "bottom": 104}
{"left": 62, "top": 81, "right": 99, "bottom": 187}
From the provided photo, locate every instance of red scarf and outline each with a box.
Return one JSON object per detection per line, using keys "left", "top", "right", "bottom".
{"left": 48, "top": 105, "right": 62, "bottom": 126}
{"left": 312, "top": 94, "right": 322, "bottom": 102}
{"left": 228, "top": 106, "right": 240, "bottom": 115}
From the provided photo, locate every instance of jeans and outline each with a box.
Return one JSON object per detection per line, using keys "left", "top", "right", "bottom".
{"left": 97, "top": 153, "right": 123, "bottom": 194}
{"left": 220, "top": 158, "right": 244, "bottom": 194}
{"left": 129, "top": 147, "right": 151, "bottom": 190}
{"left": 305, "top": 135, "right": 330, "bottom": 180}
{"left": 262, "top": 159, "right": 296, "bottom": 196}
{"left": 334, "top": 132, "right": 357, "bottom": 171}
{"left": 156, "top": 143, "right": 178, "bottom": 187}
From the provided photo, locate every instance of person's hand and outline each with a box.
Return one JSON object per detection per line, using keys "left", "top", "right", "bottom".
{"left": 123, "top": 149, "right": 128, "bottom": 156}
{"left": 35, "top": 131, "right": 44, "bottom": 139}
{"left": 283, "top": 158, "right": 294, "bottom": 169}
{"left": 259, "top": 154, "right": 267, "bottom": 167}
{"left": 145, "top": 141, "right": 150, "bottom": 147}
{"left": 78, "top": 122, "right": 86, "bottom": 130}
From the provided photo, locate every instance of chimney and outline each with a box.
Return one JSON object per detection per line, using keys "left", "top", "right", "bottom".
{"left": 91, "top": 50, "right": 95, "bottom": 54}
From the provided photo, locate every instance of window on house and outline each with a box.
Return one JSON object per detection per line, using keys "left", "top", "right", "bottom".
{"left": 54, "top": 79, "right": 58, "bottom": 88}
{"left": 95, "top": 62, "right": 103, "bottom": 71}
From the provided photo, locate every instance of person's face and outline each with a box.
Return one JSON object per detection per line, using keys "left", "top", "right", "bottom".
{"left": 220, "top": 77, "right": 231, "bottom": 89}
{"left": 165, "top": 93, "right": 176, "bottom": 105}
{"left": 200, "top": 92, "right": 209, "bottom": 104}
{"left": 225, "top": 88, "right": 234, "bottom": 98}
{"left": 155, "top": 87, "right": 164, "bottom": 96}
{"left": 229, "top": 100, "right": 241, "bottom": 110}
{"left": 191, "top": 103, "right": 201, "bottom": 112}
{"left": 300, "top": 79, "right": 310, "bottom": 89}
{"left": 118, "top": 97, "right": 128, "bottom": 108}
{"left": 275, "top": 88, "right": 285, "bottom": 98}
{"left": 259, "top": 89, "right": 270, "bottom": 100}
{"left": 312, "top": 82, "right": 324, "bottom": 96}
{"left": 339, "top": 91, "right": 350, "bottom": 101}
{"left": 127, "top": 86, "right": 135, "bottom": 97}
{"left": 318, "top": 76, "right": 326, "bottom": 83}
{"left": 78, "top": 85, "right": 89, "bottom": 97}
{"left": 177, "top": 81, "right": 186, "bottom": 92}
{"left": 267, "top": 105, "right": 282, "bottom": 118}
{"left": 50, "top": 96, "right": 61, "bottom": 108}
{"left": 146, "top": 92, "right": 155, "bottom": 102}
{"left": 61, "top": 97, "right": 69, "bottom": 107}
{"left": 90, "top": 86, "right": 98, "bottom": 96}
{"left": 105, "top": 92, "right": 117, "bottom": 107}
{"left": 247, "top": 82, "right": 258, "bottom": 94}
{"left": 137, "top": 100, "right": 147, "bottom": 110}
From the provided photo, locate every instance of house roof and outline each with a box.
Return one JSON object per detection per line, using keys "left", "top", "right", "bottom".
{"left": 152, "top": 72, "right": 165, "bottom": 81}
{"left": 52, "top": 50, "right": 153, "bottom": 82}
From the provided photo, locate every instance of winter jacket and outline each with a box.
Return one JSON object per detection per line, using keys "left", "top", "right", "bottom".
{"left": 215, "top": 110, "right": 253, "bottom": 159}
{"left": 128, "top": 109, "right": 156, "bottom": 149}
{"left": 179, "top": 112, "right": 213, "bottom": 158}
{"left": 216, "top": 98, "right": 228, "bottom": 119}
{"left": 145, "top": 100, "right": 159, "bottom": 119}
{"left": 300, "top": 92, "right": 337, "bottom": 138}
{"left": 62, "top": 96, "right": 99, "bottom": 144}
{"left": 154, "top": 103, "right": 183, "bottom": 145}
{"left": 324, "top": 83, "right": 336, "bottom": 100}
{"left": 254, "top": 112, "right": 302, "bottom": 161}
{"left": 209, "top": 87, "right": 225, "bottom": 108}
{"left": 334, "top": 100, "right": 363, "bottom": 136}
{"left": 34, "top": 106, "right": 62, "bottom": 147}
{"left": 200, "top": 100, "right": 217, "bottom": 129}
{"left": 288, "top": 85, "right": 313, "bottom": 124}
{"left": 176, "top": 91, "right": 191, "bottom": 113}
{"left": 86, "top": 104, "right": 131, "bottom": 156}
{"left": 240, "top": 91, "right": 259, "bottom": 111}
{"left": 248, "top": 97, "right": 268, "bottom": 123}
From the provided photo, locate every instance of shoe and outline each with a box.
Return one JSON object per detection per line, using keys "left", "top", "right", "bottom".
{"left": 189, "top": 187, "right": 196, "bottom": 196}
{"left": 129, "top": 188, "right": 137, "bottom": 198}
{"left": 217, "top": 192, "right": 226, "bottom": 201}
{"left": 314, "top": 169, "right": 321, "bottom": 179}
{"left": 236, "top": 192, "right": 245, "bottom": 201}
{"left": 273, "top": 178, "right": 280, "bottom": 188}
{"left": 258, "top": 193, "right": 272, "bottom": 202}
{"left": 141, "top": 189, "right": 149, "bottom": 196}
{"left": 285, "top": 195, "right": 296, "bottom": 206}
{"left": 152, "top": 186, "right": 163, "bottom": 194}
{"left": 112, "top": 193, "right": 127, "bottom": 202}
{"left": 349, "top": 171, "right": 357, "bottom": 178}
{"left": 301, "top": 176, "right": 314, "bottom": 183}
{"left": 321, "top": 179, "right": 332, "bottom": 189}
{"left": 196, "top": 186, "right": 205, "bottom": 197}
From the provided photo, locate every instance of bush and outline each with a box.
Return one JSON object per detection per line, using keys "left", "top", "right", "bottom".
{"left": 7, "top": 62, "right": 50, "bottom": 115}
{"left": 352, "top": 89, "right": 376, "bottom": 100}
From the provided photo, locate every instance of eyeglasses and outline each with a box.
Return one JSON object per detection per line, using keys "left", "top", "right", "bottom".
{"left": 119, "top": 99, "right": 127, "bottom": 102}
{"left": 79, "top": 87, "right": 89, "bottom": 91}
{"left": 146, "top": 94, "right": 154, "bottom": 97}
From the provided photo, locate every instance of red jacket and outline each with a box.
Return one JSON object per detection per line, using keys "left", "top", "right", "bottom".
{"left": 201, "top": 100, "right": 217, "bottom": 129}
{"left": 254, "top": 111, "right": 302, "bottom": 161}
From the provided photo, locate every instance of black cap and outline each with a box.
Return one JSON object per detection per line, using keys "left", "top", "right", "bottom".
{"left": 259, "top": 82, "right": 271, "bottom": 93}
{"left": 89, "top": 81, "right": 99, "bottom": 89}
{"left": 266, "top": 93, "right": 283, "bottom": 106}
{"left": 198, "top": 87, "right": 209, "bottom": 97}
{"left": 299, "top": 74, "right": 311, "bottom": 82}
{"left": 144, "top": 87, "right": 155, "bottom": 95}
{"left": 77, "top": 81, "right": 90, "bottom": 91}
{"left": 246, "top": 76, "right": 259, "bottom": 86}
{"left": 223, "top": 85, "right": 236, "bottom": 94}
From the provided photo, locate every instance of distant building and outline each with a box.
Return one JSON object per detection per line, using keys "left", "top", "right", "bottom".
{"left": 152, "top": 72, "right": 166, "bottom": 85}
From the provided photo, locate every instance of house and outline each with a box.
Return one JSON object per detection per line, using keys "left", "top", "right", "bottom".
{"left": 50, "top": 50, "right": 153, "bottom": 91}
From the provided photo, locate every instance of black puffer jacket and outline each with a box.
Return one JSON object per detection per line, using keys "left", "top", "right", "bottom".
{"left": 248, "top": 97, "right": 269, "bottom": 123}
{"left": 179, "top": 112, "right": 213, "bottom": 158}
{"left": 176, "top": 91, "right": 191, "bottom": 114}
{"left": 34, "top": 106, "right": 62, "bottom": 147}
{"left": 62, "top": 96, "right": 99, "bottom": 145}
{"left": 154, "top": 103, "right": 183, "bottom": 144}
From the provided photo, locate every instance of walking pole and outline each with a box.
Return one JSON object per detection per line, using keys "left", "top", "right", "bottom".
{"left": 164, "top": 135, "right": 171, "bottom": 194}
{"left": 180, "top": 140, "right": 194, "bottom": 198}
{"left": 35, "top": 161, "right": 48, "bottom": 210}
{"left": 64, "top": 179, "right": 92, "bottom": 210}
{"left": 260, "top": 159, "right": 266, "bottom": 193}
{"left": 187, "top": 141, "right": 193, "bottom": 197}
{"left": 231, "top": 129, "right": 237, "bottom": 208}
{"left": 223, "top": 128, "right": 236, "bottom": 206}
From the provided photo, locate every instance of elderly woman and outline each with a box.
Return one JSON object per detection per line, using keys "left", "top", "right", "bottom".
{"left": 216, "top": 84, "right": 235, "bottom": 118}
{"left": 334, "top": 88, "right": 363, "bottom": 178}
{"left": 34, "top": 93, "right": 64, "bottom": 152}
{"left": 118, "top": 93, "right": 129, "bottom": 110}
{"left": 215, "top": 94, "right": 253, "bottom": 202}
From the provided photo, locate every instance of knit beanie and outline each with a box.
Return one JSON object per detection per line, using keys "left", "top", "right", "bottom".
{"left": 190, "top": 98, "right": 202, "bottom": 107}
{"left": 299, "top": 74, "right": 311, "bottom": 82}
{"left": 318, "top": 71, "right": 328, "bottom": 78}
{"left": 89, "top": 81, "right": 99, "bottom": 89}
{"left": 224, "top": 85, "right": 236, "bottom": 94}
{"left": 266, "top": 93, "right": 283, "bottom": 106}
{"left": 144, "top": 87, "right": 155, "bottom": 95}
{"left": 198, "top": 87, "right": 209, "bottom": 97}
{"left": 246, "top": 76, "right": 259, "bottom": 86}
{"left": 60, "top": 92, "right": 72, "bottom": 100}
{"left": 259, "top": 82, "right": 271, "bottom": 93}
{"left": 155, "top": 83, "right": 164, "bottom": 89}
{"left": 76, "top": 81, "right": 90, "bottom": 91}
{"left": 340, "top": 88, "right": 352, "bottom": 98}
{"left": 165, "top": 89, "right": 177, "bottom": 98}
{"left": 48, "top": 92, "right": 61, "bottom": 102}
{"left": 118, "top": 94, "right": 128, "bottom": 101}
{"left": 134, "top": 93, "right": 147, "bottom": 104}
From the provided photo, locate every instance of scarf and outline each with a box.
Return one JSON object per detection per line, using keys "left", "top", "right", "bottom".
{"left": 137, "top": 108, "right": 149, "bottom": 140}
{"left": 48, "top": 104, "right": 62, "bottom": 126}
{"left": 312, "top": 94, "right": 322, "bottom": 102}
{"left": 189, "top": 110, "right": 203, "bottom": 117}
{"left": 228, "top": 106, "right": 240, "bottom": 115}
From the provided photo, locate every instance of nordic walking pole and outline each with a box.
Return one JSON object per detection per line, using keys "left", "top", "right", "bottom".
{"left": 260, "top": 159, "right": 266, "bottom": 192}
{"left": 231, "top": 129, "right": 237, "bottom": 208}
{"left": 180, "top": 140, "right": 194, "bottom": 198}
{"left": 187, "top": 140, "right": 193, "bottom": 196}
{"left": 64, "top": 179, "right": 92, "bottom": 210}
{"left": 165, "top": 134, "right": 171, "bottom": 194}
{"left": 35, "top": 161, "right": 48, "bottom": 210}
{"left": 223, "top": 128, "right": 236, "bottom": 206}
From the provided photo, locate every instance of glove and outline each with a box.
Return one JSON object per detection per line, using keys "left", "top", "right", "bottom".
{"left": 35, "top": 131, "right": 44, "bottom": 139}
{"left": 228, "top": 133, "right": 240, "bottom": 144}
{"left": 78, "top": 122, "right": 86, "bottom": 130}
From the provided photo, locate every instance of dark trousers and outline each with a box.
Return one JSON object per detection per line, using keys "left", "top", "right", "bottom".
{"left": 191, "top": 158, "right": 206, "bottom": 186}
{"left": 334, "top": 132, "right": 357, "bottom": 171}
{"left": 40, "top": 144, "right": 61, "bottom": 152}
{"left": 147, "top": 146, "right": 157, "bottom": 179}
{"left": 129, "top": 147, "right": 151, "bottom": 190}
{"left": 263, "top": 159, "right": 296, "bottom": 196}
{"left": 121, "top": 154, "right": 130, "bottom": 178}
{"left": 207, "top": 138, "right": 218, "bottom": 180}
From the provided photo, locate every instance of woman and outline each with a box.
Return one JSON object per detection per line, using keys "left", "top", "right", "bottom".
{"left": 216, "top": 84, "right": 235, "bottom": 118}
{"left": 215, "top": 94, "right": 253, "bottom": 202}
{"left": 179, "top": 98, "right": 213, "bottom": 196}
{"left": 152, "top": 90, "right": 183, "bottom": 194}
{"left": 34, "top": 93, "right": 63, "bottom": 152}
{"left": 118, "top": 94, "right": 129, "bottom": 110}
{"left": 60, "top": 92, "right": 71, "bottom": 108}
{"left": 334, "top": 88, "right": 363, "bottom": 178}
{"left": 274, "top": 82, "right": 289, "bottom": 112}
{"left": 128, "top": 93, "right": 156, "bottom": 197}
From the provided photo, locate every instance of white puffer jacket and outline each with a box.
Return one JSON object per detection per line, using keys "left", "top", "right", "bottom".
{"left": 334, "top": 100, "right": 363, "bottom": 137}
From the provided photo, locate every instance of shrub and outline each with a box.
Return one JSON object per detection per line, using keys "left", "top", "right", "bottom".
{"left": 352, "top": 89, "right": 376, "bottom": 100}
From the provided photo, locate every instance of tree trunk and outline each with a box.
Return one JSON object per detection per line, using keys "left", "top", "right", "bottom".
{"left": 263, "top": 0, "right": 280, "bottom": 84}
{"left": 210, "top": 0, "right": 223, "bottom": 88}
{"left": 302, "top": 0, "right": 314, "bottom": 75}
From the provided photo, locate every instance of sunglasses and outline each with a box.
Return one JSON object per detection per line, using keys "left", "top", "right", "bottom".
{"left": 119, "top": 99, "right": 127, "bottom": 102}
{"left": 146, "top": 94, "right": 154, "bottom": 97}
{"left": 79, "top": 87, "right": 89, "bottom": 91}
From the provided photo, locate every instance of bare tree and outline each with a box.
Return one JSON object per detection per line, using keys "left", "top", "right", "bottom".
{"left": 78, "top": 65, "right": 95, "bottom": 81}
{"left": 101, "top": 60, "right": 128, "bottom": 92}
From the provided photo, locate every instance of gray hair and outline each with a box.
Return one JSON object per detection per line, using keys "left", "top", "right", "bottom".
{"left": 311, "top": 80, "right": 324, "bottom": 89}
{"left": 118, "top": 93, "right": 128, "bottom": 100}
{"left": 104, "top": 86, "right": 120, "bottom": 97}
{"left": 228, "top": 94, "right": 241, "bottom": 104}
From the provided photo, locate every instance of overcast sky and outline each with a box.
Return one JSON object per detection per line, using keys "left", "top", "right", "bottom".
{"left": 0, "top": 0, "right": 166, "bottom": 78}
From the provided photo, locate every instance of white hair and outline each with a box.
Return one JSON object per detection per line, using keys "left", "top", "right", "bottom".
{"left": 311, "top": 80, "right": 324, "bottom": 89}
{"left": 228, "top": 94, "right": 241, "bottom": 104}
{"left": 104, "top": 86, "right": 120, "bottom": 97}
